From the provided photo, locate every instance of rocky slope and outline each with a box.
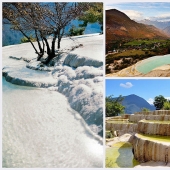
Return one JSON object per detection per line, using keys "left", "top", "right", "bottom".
{"left": 106, "top": 9, "right": 169, "bottom": 45}
{"left": 163, "top": 26, "right": 170, "bottom": 36}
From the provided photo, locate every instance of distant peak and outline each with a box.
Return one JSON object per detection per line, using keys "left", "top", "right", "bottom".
{"left": 106, "top": 8, "right": 130, "bottom": 19}
{"left": 128, "top": 94, "right": 138, "bottom": 97}
{"left": 106, "top": 8, "right": 118, "bottom": 11}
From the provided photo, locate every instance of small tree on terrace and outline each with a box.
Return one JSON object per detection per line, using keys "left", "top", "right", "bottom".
{"left": 163, "top": 100, "right": 170, "bottom": 110}
{"left": 106, "top": 95, "right": 125, "bottom": 117}
{"left": 3, "top": 2, "right": 91, "bottom": 64}
{"left": 141, "top": 107, "right": 150, "bottom": 112}
{"left": 153, "top": 95, "right": 167, "bottom": 110}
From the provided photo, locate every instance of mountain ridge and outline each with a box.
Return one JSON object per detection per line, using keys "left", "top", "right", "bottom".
{"left": 163, "top": 26, "right": 170, "bottom": 36}
{"left": 106, "top": 9, "right": 169, "bottom": 43}
{"left": 138, "top": 19, "right": 170, "bottom": 30}
{"left": 121, "top": 94, "right": 155, "bottom": 114}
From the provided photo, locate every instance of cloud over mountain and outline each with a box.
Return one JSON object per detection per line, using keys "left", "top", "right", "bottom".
{"left": 120, "top": 82, "right": 133, "bottom": 88}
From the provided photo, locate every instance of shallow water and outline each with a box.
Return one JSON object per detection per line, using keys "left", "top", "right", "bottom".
{"left": 141, "top": 120, "right": 170, "bottom": 124}
{"left": 137, "top": 134, "right": 170, "bottom": 143}
{"left": 2, "top": 78, "right": 103, "bottom": 168}
{"left": 136, "top": 54, "right": 170, "bottom": 74}
{"left": 106, "top": 120, "right": 133, "bottom": 124}
{"left": 106, "top": 142, "right": 139, "bottom": 168}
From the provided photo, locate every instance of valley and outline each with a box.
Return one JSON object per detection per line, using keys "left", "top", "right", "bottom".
{"left": 106, "top": 39, "right": 170, "bottom": 74}
{"left": 106, "top": 9, "right": 170, "bottom": 76}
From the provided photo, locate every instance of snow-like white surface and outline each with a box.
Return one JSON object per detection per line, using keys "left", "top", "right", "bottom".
{"left": 2, "top": 34, "right": 103, "bottom": 135}
{"left": 2, "top": 34, "right": 103, "bottom": 167}
{"left": 2, "top": 78, "right": 103, "bottom": 168}
{"left": 60, "top": 34, "right": 103, "bottom": 61}
{"left": 2, "top": 33, "right": 103, "bottom": 62}
{"left": 2, "top": 34, "right": 103, "bottom": 134}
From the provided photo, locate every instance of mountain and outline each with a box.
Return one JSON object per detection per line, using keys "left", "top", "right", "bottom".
{"left": 121, "top": 94, "right": 155, "bottom": 114}
{"left": 163, "top": 26, "right": 170, "bottom": 36}
{"left": 106, "top": 9, "right": 169, "bottom": 43}
{"left": 138, "top": 19, "right": 170, "bottom": 30}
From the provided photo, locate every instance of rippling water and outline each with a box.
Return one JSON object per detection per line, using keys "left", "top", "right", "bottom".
{"left": 2, "top": 78, "right": 103, "bottom": 168}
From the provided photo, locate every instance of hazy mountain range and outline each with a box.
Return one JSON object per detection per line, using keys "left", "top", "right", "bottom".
{"left": 121, "top": 94, "right": 155, "bottom": 114}
{"left": 138, "top": 19, "right": 170, "bottom": 36}
{"left": 163, "top": 26, "right": 170, "bottom": 36}
{"left": 138, "top": 19, "right": 170, "bottom": 30}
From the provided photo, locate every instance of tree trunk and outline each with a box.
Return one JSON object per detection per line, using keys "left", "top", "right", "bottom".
{"left": 57, "top": 29, "right": 64, "bottom": 49}
{"left": 57, "top": 38, "right": 61, "bottom": 49}
{"left": 37, "top": 53, "right": 43, "bottom": 61}
{"left": 51, "top": 35, "right": 57, "bottom": 56}
{"left": 43, "top": 37, "right": 51, "bottom": 56}
{"left": 43, "top": 37, "right": 56, "bottom": 65}
{"left": 35, "top": 30, "right": 44, "bottom": 61}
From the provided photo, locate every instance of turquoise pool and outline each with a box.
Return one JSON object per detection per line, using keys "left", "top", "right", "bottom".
{"left": 136, "top": 54, "right": 170, "bottom": 74}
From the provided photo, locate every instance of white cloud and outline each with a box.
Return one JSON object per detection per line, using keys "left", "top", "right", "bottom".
{"left": 120, "top": 82, "right": 133, "bottom": 88}
{"left": 149, "top": 13, "right": 170, "bottom": 22}
{"left": 122, "top": 10, "right": 144, "bottom": 21}
{"left": 105, "top": 6, "right": 144, "bottom": 21}
{"left": 147, "top": 97, "right": 170, "bottom": 105}
{"left": 165, "top": 97, "right": 170, "bottom": 100}
{"left": 147, "top": 98, "right": 154, "bottom": 105}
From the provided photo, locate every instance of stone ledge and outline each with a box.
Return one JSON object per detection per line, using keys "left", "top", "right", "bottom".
{"left": 138, "top": 120, "right": 170, "bottom": 136}
{"left": 133, "top": 134, "right": 170, "bottom": 163}
{"left": 130, "top": 115, "right": 170, "bottom": 123}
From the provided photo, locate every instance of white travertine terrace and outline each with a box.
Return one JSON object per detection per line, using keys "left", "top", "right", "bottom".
{"left": 106, "top": 110, "right": 170, "bottom": 163}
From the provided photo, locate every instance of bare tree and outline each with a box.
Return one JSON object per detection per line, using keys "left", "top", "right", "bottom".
{"left": 3, "top": 2, "right": 90, "bottom": 64}
{"left": 3, "top": 3, "right": 46, "bottom": 60}
{"left": 38, "top": 2, "right": 89, "bottom": 64}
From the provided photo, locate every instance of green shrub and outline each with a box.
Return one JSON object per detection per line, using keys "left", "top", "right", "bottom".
{"left": 163, "top": 101, "right": 170, "bottom": 110}
{"left": 106, "top": 131, "right": 113, "bottom": 138}
{"left": 21, "top": 35, "right": 36, "bottom": 43}
{"left": 69, "top": 26, "right": 85, "bottom": 36}
{"left": 141, "top": 108, "right": 150, "bottom": 112}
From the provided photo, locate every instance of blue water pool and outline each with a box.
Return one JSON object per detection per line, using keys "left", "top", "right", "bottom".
{"left": 136, "top": 54, "right": 170, "bottom": 74}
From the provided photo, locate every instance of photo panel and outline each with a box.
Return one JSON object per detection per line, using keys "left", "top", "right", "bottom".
{"left": 2, "top": 2, "right": 104, "bottom": 168}
{"left": 105, "top": 79, "right": 170, "bottom": 168}
{"left": 105, "top": 2, "right": 170, "bottom": 77}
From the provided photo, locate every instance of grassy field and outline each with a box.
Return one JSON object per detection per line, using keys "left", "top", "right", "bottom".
{"left": 106, "top": 39, "right": 170, "bottom": 74}
{"left": 117, "top": 50, "right": 145, "bottom": 56}
{"left": 106, "top": 49, "right": 155, "bottom": 59}
{"left": 124, "top": 39, "right": 170, "bottom": 46}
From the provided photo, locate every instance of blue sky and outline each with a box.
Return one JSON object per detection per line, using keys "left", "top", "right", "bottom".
{"left": 105, "top": 2, "right": 170, "bottom": 21}
{"left": 106, "top": 79, "right": 170, "bottom": 105}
